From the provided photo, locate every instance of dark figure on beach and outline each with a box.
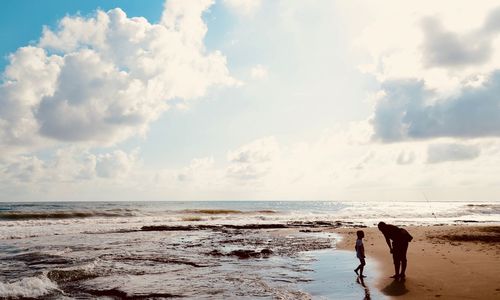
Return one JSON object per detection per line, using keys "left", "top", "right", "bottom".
{"left": 377, "top": 222, "right": 413, "bottom": 279}
{"left": 354, "top": 230, "right": 366, "bottom": 278}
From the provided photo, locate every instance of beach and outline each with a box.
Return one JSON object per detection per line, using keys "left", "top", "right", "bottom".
{"left": 336, "top": 225, "right": 500, "bottom": 299}
{"left": 1, "top": 201, "right": 499, "bottom": 299}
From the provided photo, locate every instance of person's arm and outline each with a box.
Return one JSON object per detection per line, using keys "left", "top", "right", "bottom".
{"left": 384, "top": 234, "right": 393, "bottom": 253}
{"left": 360, "top": 244, "right": 365, "bottom": 258}
{"left": 407, "top": 231, "right": 413, "bottom": 242}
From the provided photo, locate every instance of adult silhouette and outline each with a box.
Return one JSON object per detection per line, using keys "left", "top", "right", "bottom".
{"left": 377, "top": 222, "right": 413, "bottom": 279}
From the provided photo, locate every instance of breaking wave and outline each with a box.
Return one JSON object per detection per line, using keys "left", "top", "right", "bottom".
{"left": 0, "top": 209, "right": 138, "bottom": 220}
{"left": 0, "top": 207, "right": 277, "bottom": 221}
{"left": 0, "top": 275, "right": 59, "bottom": 299}
{"left": 181, "top": 209, "right": 276, "bottom": 215}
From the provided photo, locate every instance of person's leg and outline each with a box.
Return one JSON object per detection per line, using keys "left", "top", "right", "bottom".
{"left": 400, "top": 242, "right": 409, "bottom": 278}
{"left": 392, "top": 243, "right": 401, "bottom": 277}
{"left": 359, "top": 258, "right": 366, "bottom": 277}
{"left": 355, "top": 258, "right": 365, "bottom": 275}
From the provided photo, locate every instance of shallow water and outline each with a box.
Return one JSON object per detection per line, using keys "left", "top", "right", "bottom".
{"left": 0, "top": 227, "right": 333, "bottom": 299}
{"left": 0, "top": 226, "right": 388, "bottom": 299}
{"left": 302, "top": 250, "right": 385, "bottom": 299}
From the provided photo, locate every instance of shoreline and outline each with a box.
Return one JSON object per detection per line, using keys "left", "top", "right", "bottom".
{"left": 333, "top": 225, "right": 500, "bottom": 299}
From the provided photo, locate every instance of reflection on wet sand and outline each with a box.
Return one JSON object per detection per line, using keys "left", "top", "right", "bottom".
{"left": 357, "top": 276, "right": 371, "bottom": 300}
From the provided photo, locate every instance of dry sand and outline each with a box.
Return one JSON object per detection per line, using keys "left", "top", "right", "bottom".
{"left": 334, "top": 225, "right": 500, "bottom": 300}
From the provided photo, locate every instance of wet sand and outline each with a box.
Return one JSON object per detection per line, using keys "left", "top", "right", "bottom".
{"left": 334, "top": 225, "right": 500, "bottom": 299}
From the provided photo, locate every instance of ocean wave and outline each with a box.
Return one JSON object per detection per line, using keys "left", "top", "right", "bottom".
{"left": 0, "top": 275, "right": 59, "bottom": 299}
{"left": 181, "top": 209, "right": 277, "bottom": 215}
{"left": 182, "top": 209, "right": 244, "bottom": 214}
{"left": 12, "top": 251, "right": 74, "bottom": 267}
{"left": 466, "top": 204, "right": 500, "bottom": 215}
{"left": 47, "top": 268, "right": 98, "bottom": 284}
{"left": 0, "top": 209, "right": 138, "bottom": 220}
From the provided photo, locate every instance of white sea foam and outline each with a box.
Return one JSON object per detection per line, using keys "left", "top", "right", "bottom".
{"left": 0, "top": 275, "right": 59, "bottom": 298}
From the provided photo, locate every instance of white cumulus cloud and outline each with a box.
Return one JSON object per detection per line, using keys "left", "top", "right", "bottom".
{"left": 1, "top": 147, "right": 140, "bottom": 183}
{"left": 95, "top": 149, "right": 140, "bottom": 178}
{"left": 0, "top": 0, "right": 236, "bottom": 154}
{"left": 371, "top": 74, "right": 500, "bottom": 141}
{"left": 338, "top": 1, "right": 500, "bottom": 142}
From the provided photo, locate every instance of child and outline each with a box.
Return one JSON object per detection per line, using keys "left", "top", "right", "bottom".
{"left": 354, "top": 230, "right": 366, "bottom": 278}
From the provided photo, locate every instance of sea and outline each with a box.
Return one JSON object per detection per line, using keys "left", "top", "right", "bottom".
{"left": 0, "top": 201, "right": 498, "bottom": 299}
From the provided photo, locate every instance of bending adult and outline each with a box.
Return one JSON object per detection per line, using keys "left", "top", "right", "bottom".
{"left": 377, "top": 222, "right": 413, "bottom": 279}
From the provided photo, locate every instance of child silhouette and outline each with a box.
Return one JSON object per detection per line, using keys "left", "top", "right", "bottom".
{"left": 354, "top": 230, "right": 366, "bottom": 278}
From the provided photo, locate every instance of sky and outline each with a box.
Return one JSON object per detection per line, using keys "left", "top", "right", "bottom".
{"left": 1, "top": 0, "right": 500, "bottom": 202}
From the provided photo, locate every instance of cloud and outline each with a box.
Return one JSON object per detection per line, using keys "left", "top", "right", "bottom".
{"left": 226, "top": 136, "right": 279, "bottom": 180}
{"left": 0, "top": 0, "right": 236, "bottom": 153}
{"left": 3, "top": 123, "right": 500, "bottom": 201}
{"left": 95, "top": 149, "right": 139, "bottom": 178}
{"left": 427, "top": 143, "right": 480, "bottom": 163}
{"left": 372, "top": 72, "right": 500, "bottom": 141}
{"left": 223, "top": 0, "right": 262, "bottom": 16}
{"left": 4, "top": 156, "right": 45, "bottom": 182}
{"left": 396, "top": 150, "right": 416, "bottom": 165}
{"left": 344, "top": 2, "right": 500, "bottom": 144}
{"left": 1, "top": 147, "right": 139, "bottom": 184}
{"left": 345, "top": 1, "right": 500, "bottom": 97}
{"left": 353, "top": 151, "right": 375, "bottom": 170}
{"left": 483, "top": 6, "right": 500, "bottom": 32}
{"left": 0, "top": 47, "right": 61, "bottom": 150}
{"left": 176, "top": 157, "right": 215, "bottom": 182}
{"left": 354, "top": 4, "right": 500, "bottom": 143}
{"left": 250, "top": 64, "right": 268, "bottom": 80}
{"left": 421, "top": 15, "right": 500, "bottom": 68}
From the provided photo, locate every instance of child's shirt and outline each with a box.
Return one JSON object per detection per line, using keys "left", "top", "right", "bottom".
{"left": 355, "top": 238, "right": 365, "bottom": 259}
